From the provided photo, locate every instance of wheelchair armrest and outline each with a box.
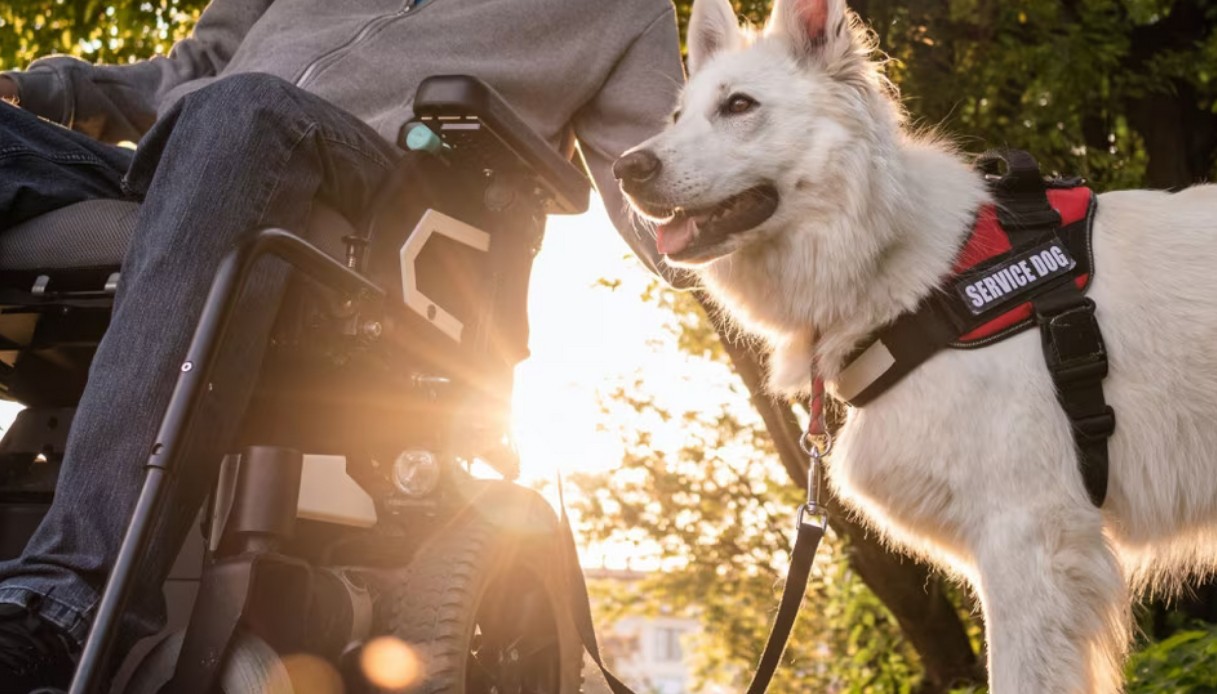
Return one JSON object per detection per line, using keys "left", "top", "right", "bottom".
{"left": 407, "top": 75, "right": 591, "bottom": 215}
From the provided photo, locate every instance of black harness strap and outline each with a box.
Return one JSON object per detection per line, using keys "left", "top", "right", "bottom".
{"left": 980, "top": 148, "right": 1063, "bottom": 233}
{"left": 1032, "top": 287, "right": 1114, "bottom": 505}
{"left": 984, "top": 150, "right": 1115, "bottom": 506}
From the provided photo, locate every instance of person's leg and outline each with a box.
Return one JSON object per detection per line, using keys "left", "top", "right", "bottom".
{"left": 0, "top": 73, "right": 399, "bottom": 662}
{"left": 0, "top": 102, "right": 133, "bottom": 229}
{"left": 0, "top": 101, "right": 138, "bottom": 694}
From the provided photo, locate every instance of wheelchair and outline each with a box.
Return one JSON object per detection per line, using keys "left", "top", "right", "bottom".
{"left": 0, "top": 75, "right": 591, "bottom": 694}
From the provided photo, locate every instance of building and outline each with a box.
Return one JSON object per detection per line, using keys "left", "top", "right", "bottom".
{"left": 583, "top": 568, "right": 703, "bottom": 694}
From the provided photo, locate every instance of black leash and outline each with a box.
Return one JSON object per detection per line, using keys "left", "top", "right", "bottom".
{"left": 744, "top": 507, "right": 826, "bottom": 693}
{"left": 558, "top": 388, "right": 831, "bottom": 693}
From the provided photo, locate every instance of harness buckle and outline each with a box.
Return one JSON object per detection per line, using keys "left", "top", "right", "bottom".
{"left": 1073, "top": 406, "right": 1116, "bottom": 440}
{"left": 1037, "top": 296, "right": 1108, "bottom": 380}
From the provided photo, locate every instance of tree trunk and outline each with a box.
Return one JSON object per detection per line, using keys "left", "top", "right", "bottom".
{"left": 1125, "top": 82, "right": 1217, "bottom": 190}
{"left": 1122, "top": 2, "right": 1217, "bottom": 190}
{"left": 699, "top": 296, "right": 986, "bottom": 692}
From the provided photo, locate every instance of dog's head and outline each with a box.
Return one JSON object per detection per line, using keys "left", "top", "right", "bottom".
{"left": 615, "top": 0, "right": 896, "bottom": 267}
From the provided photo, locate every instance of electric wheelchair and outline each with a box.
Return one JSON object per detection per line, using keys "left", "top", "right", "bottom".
{"left": 0, "top": 75, "right": 591, "bottom": 694}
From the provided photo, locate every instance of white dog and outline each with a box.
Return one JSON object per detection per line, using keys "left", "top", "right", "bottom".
{"left": 614, "top": 0, "right": 1217, "bottom": 691}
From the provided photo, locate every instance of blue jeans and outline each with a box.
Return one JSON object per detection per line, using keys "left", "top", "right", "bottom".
{"left": 0, "top": 73, "right": 397, "bottom": 653}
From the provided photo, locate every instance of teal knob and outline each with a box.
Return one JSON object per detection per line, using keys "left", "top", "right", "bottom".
{"left": 405, "top": 124, "right": 444, "bottom": 154}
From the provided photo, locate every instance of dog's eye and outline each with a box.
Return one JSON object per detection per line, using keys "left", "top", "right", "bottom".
{"left": 672, "top": 109, "right": 682, "bottom": 123}
{"left": 723, "top": 94, "right": 758, "bottom": 115}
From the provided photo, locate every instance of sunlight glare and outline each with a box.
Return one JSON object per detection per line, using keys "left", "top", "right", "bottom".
{"left": 511, "top": 198, "right": 668, "bottom": 483}
{"left": 510, "top": 200, "right": 757, "bottom": 572}
{"left": 512, "top": 199, "right": 749, "bottom": 484}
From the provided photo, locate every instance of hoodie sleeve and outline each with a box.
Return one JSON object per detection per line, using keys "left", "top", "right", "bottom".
{"left": 573, "top": 3, "right": 694, "bottom": 288}
{"left": 3, "top": 0, "right": 272, "bottom": 144}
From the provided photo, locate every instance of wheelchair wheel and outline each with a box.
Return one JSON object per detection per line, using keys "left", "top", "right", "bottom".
{"left": 125, "top": 629, "right": 294, "bottom": 694}
{"left": 379, "top": 510, "right": 583, "bottom": 693}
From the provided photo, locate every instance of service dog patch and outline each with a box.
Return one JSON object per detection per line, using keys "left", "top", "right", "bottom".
{"left": 955, "top": 240, "right": 1077, "bottom": 315}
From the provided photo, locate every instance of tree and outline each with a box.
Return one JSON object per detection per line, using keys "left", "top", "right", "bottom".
{"left": 5, "top": 1, "right": 1216, "bottom": 690}
{"left": 576, "top": 284, "right": 985, "bottom": 693}
{"left": 574, "top": 292, "right": 929, "bottom": 692}
{"left": 670, "top": 0, "right": 1217, "bottom": 190}
{"left": 1, "top": 1, "right": 207, "bottom": 70}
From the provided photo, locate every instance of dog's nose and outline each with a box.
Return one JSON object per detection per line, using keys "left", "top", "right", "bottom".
{"left": 613, "top": 149, "right": 662, "bottom": 183}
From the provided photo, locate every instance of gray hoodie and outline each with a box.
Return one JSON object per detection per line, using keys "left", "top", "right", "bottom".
{"left": 5, "top": 0, "right": 684, "bottom": 276}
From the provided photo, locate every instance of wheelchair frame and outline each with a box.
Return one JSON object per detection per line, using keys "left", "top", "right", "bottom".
{"left": 0, "top": 75, "right": 593, "bottom": 694}
{"left": 74, "top": 229, "right": 386, "bottom": 692}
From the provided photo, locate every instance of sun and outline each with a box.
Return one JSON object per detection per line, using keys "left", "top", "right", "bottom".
{"left": 510, "top": 199, "right": 664, "bottom": 483}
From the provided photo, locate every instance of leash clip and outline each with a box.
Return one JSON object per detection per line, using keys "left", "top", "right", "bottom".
{"left": 796, "top": 501, "right": 828, "bottom": 531}
{"left": 798, "top": 440, "right": 829, "bottom": 528}
{"left": 798, "top": 362, "right": 831, "bottom": 529}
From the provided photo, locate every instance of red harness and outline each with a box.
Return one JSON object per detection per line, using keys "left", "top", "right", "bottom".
{"left": 827, "top": 150, "right": 1112, "bottom": 506}
{"left": 954, "top": 186, "right": 1095, "bottom": 345}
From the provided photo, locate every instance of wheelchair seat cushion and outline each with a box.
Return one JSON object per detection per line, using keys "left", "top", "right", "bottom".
{"left": 0, "top": 200, "right": 140, "bottom": 272}
{"left": 0, "top": 201, "right": 356, "bottom": 276}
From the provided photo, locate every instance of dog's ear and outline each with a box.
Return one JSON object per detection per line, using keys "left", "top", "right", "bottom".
{"left": 689, "top": 0, "right": 744, "bottom": 75}
{"left": 768, "top": 0, "right": 864, "bottom": 80}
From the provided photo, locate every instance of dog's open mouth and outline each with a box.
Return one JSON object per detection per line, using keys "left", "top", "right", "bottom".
{"left": 653, "top": 185, "right": 779, "bottom": 262}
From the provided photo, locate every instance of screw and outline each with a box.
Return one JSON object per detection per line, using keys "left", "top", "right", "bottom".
{"left": 361, "top": 320, "right": 383, "bottom": 339}
{"left": 181, "top": 362, "right": 193, "bottom": 372}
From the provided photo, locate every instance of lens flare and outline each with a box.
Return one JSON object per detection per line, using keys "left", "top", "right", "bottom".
{"left": 278, "top": 652, "right": 344, "bottom": 694}
{"left": 360, "top": 636, "right": 424, "bottom": 690}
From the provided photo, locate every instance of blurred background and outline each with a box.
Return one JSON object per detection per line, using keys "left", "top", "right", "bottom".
{"left": 4, "top": 1, "right": 1217, "bottom": 691}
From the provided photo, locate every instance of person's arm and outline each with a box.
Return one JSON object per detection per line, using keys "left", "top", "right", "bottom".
{"left": 1, "top": 0, "right": 272, "bottom": 143}
{"left": 574, "top": 3, "right": 693, "bottom": 287}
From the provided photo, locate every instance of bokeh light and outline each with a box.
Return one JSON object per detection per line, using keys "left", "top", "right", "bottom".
{"left": 278, "top": 653, "right": 345, "bottom": 694}
{"left": 359, "top": 636, "right": 425, "bottom": 691}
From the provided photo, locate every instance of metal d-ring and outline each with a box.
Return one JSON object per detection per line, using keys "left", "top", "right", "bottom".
{"left": 799, "top": 430, "right": 833, "bottom": 458}
{"left": 796, "top": 501, "right": 828, "bottom": 530}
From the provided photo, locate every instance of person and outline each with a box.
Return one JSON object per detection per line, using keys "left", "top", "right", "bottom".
{"left": 0, "top": 0, "right": 683, "bottom": 689}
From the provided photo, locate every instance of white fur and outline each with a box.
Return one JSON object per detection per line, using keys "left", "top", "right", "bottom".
{"left": 622, "top": 0, "right": 1217, "bottom": 690}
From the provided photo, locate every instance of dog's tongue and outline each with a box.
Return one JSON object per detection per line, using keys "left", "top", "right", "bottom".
{"left": 656, "top": 216, "right": 696, "bottom": 255}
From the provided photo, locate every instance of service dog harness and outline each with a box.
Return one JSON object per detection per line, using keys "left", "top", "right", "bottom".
{"left": 835, "top": 149, "right": 1115, "bottom": 506}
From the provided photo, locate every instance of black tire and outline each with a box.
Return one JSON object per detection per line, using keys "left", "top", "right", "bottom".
{"left": 125, "top": 629, "right": 294, "bottom": 694}
{"left": 379, "top": 501, "right": 583, "bottom": 694}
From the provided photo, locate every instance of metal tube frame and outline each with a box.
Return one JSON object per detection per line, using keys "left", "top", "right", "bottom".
{"left": 70, "top": 229, "right": 385, "bottom": 694}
